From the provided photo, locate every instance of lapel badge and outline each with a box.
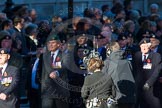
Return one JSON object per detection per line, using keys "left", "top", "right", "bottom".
{"left": 4, "top": 72, "right": 7, "bottom": 77}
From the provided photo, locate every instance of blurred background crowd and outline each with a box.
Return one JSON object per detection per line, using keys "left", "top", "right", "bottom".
{"left": 0, "top": 0, "right": 162, "bottom": 108}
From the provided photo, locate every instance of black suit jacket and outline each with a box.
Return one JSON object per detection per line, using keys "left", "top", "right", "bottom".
{"left": 8, "top": 51, "right": 23, "bottom": 69}
{"left": 25, "top": 36, "right": 37, "bottom": 52}
{"left": 0, "top": 65, "right": 20, "bottom": 108}
{"left": 157, "top": 45, "right": 162, "bottom": 57}
{"left": 134, "top": 51, "right": 161, "bottom": 88}
{"left": 41, "top": 50, "right": 70, "bottom": 99}
{"left": 13, "top": 27, "right": 27, "bottom": 54}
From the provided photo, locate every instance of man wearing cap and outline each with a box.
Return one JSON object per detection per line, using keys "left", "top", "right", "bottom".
{"left": 150, "top": 34, "right": 162, "bottom": 106}
{"left": 134, "top": 38, "right": 161, "bottom": 108}
{"left": 74, "top": 33, "right": 93, "bottom": 69}
{"left": 94, "top": 34, "right": 107, "bottom": 60}
{"left": 124, "top": 32, "right": 139, "bottom": 61}
{"left": 117, "top": 33, "right": 128, "bottom": 51}
{"left": 0, "top": 48, "right": 20, "bottom": 108}
{"left": 41, "top": 34, "right": 69, "bottom": 108}
{"left": 0, "top": 30, "right": 23, "bottom": 69}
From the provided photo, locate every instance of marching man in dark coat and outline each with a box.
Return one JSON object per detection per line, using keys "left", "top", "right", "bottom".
{"left": 134, "top": 38, "right": 161, "bottom": 108}
{"left": 0, "top": 48, "right": 20, "bottom": 108}
{"left": 41, "top": 33, "right": 69, "bottom": 108}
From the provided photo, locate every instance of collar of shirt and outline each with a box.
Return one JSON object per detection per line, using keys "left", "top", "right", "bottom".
{"left": 51, "top": 49, "right": 59, "bottom": 62}
{"left": 29, "top": 36, "right": 38, "bottom": 45}
{"left": 15, "top": 26, "right": 21, "bottom": 32}
{"left": 142, "top": 53, "right": 149, "bottom": 61}
{"left": 0, "top": 63, "right": 8, "bottom": 75}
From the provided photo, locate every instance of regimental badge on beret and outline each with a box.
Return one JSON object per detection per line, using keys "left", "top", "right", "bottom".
{"left": 129, "top": 34, "right": 132, "bottom": 37}
{"left": 152, "top": 34, "right": 155, "bottom": 38}
{"left": 143, "top": 31, "right": 150, "bottom": 37}
{"left": 122, "top": 36, "right": 126, "bottom": 40}
{"left": 6, "top": 36, "right": 9, "bottom": 39}
{"left": 0, "top": 48, "right": 9, "bottom": 54}
{"left": 1, "top": 50, "right": 4, "bottom": 54}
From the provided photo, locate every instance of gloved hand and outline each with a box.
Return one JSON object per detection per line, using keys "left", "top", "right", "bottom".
{"left": 143, "top": 83, "right": 150, "bottom": 91}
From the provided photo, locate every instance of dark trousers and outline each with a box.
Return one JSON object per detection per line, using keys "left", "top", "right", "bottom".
{"left": 117, "top": 103, "right": 134, "bottom": 108}
{"left": 141, "top": 88, "right": 161, "bottom": 108}
{"left": 29, "top": 88, "right": 41, "bottom": 108}
{"left": 42, "top": 98, "right": 69, "bottom": 108}
{"left": 136, "top": 87, "right": 161, "bottom": 108}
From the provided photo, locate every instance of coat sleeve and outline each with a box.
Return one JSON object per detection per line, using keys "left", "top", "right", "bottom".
{"left": 102, "top": 60, "right": 109, "bottom": 74}
{"left": 146, "top": 53, "right": 161, "bottom": 86}
{"left": 3, "top": 68, "right": 20, "bottom": 96}
{"left": 81, "top": 77, "right": 90, "bottom": 100}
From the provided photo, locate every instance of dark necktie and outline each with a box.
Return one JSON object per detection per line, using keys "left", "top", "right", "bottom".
{"left": 0, "top": 68, "right": 3, "bottom": 80}
{"left": 143, "top": 54, "right": 146, "bottom": 62}
{"left": 51, "top": 53, "right": 55, "bottom": 65}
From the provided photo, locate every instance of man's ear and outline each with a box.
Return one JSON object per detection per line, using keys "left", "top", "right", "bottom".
{"left": 7, "top": 54, "right": 10, "bottom": 60}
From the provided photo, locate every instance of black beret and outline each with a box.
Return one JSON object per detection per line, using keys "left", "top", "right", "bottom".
{"left": 96, "top": 34, "right": 105, "bottom": 39}
{"left": 139, "top": 38, "right": 150, "bottom": 46}
{"left": 0, "top": 31, "right": 11, "bottom": 41}
{"left": 124, "top": 31, "right": 133, "bottom": 38}
{"left": 150, "top": 34, "right": 159, "bottom": 40}
{"left": 118, "top": 33, "right": 127, "bottom": 41}
{"left": 76, "top": 33, "right": 87, "bottom": 38}
{"left": 0, "top": 48, "right": 10, "bottom": 54}
{"left": 142, "top": 31, "right": 151, "bottom": 38}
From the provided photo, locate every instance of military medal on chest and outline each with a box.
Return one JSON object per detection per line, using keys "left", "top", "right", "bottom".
{"left": 1, "top": 71, "right": 12, "bottom": 87}
{"left": 143, "top": 59, "right": 152, "bottom": 69}
{"left": 52, "top": 56, "right": 62, "bottom": 68}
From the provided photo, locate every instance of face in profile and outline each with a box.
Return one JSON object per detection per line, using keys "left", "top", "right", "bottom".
{"left": 150, "top": 38, "right": 159, "bottom": 48}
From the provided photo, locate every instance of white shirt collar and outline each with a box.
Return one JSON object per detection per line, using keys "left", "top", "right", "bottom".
{"left": 15, "top": 26, "right": 21, "bottom": 32}
{"left": 142, "top": 53, "right": 149, "bottom": 61}
{"left": 0, "top": 63, "right": 8, "bottom": 75}
{"left": 29, "top": 36, "right": 38, "bottom": 45}
{"left": 51, "top": 49, "right": 59, "bottom": 55}
{"left": 51, "top": 49, "right": 59, "bottom": 63}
